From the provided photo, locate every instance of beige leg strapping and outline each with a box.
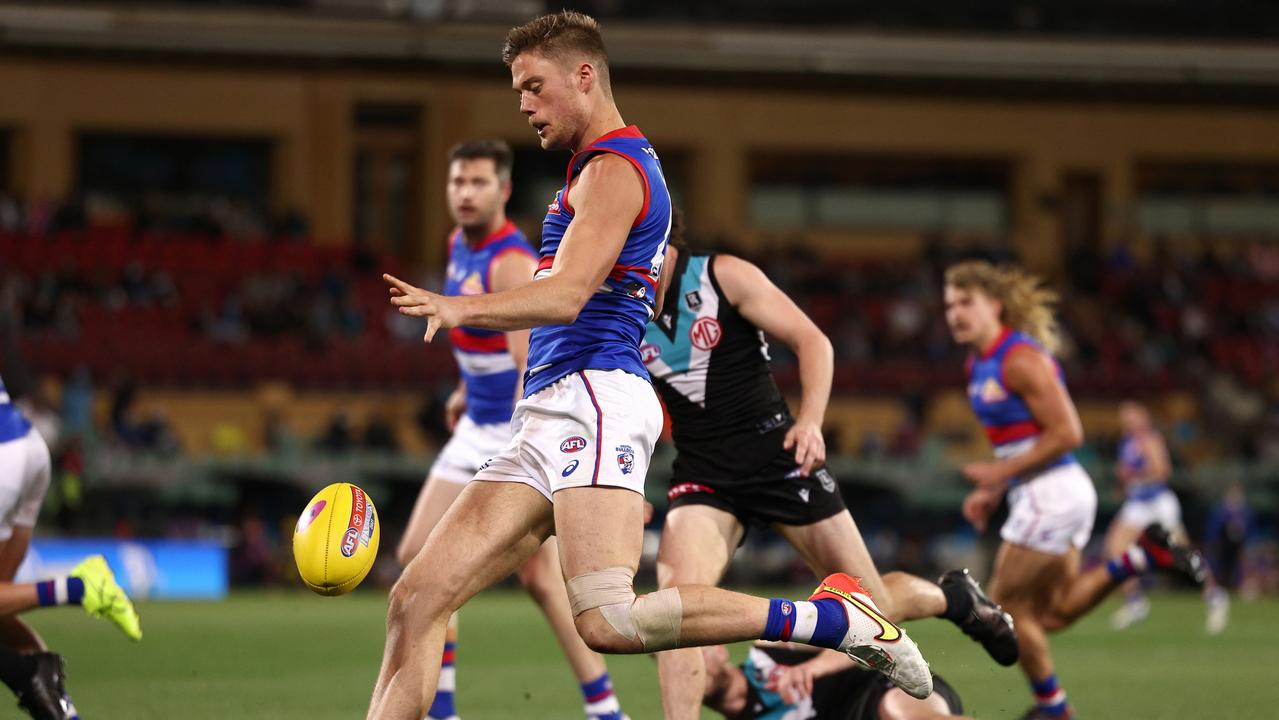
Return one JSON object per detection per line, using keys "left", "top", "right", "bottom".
{"left": 566, "top": 566, "right": 683, "bottom": 650}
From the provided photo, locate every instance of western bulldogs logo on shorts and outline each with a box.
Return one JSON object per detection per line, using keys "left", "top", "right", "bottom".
{"left": 561, "top": 436, "right": 588, "bottom": 453}
{"left": 616, "top": 445, "right": 635, "bottom": 475}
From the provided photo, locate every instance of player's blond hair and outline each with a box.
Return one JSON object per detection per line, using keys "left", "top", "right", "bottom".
{"left": 502, "top": 11, "right": 611, "bottom": 93}
{"left": 945, "top": 260, "right": 1062, "bottom": 356}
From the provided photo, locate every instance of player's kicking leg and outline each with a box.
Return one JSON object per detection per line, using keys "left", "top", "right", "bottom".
{"left": 395, "top": 473, "right": 466, "bottom": 720}
{"left": 554, "top": 485, "right": 934, "bottom": 699}
{"left": 1103, "top": 510, "right": 1151, "bottom": 630}
{"left": 366, "top": 480, "right": 553, "bottom": 720}
{"left": 654, "top": 504, "right": 744, "bottom": 720}
{"left": 777, "top": 512, "right": 1018, "bottom": 666}
{"left": 517, "top": 537, "right": 627, "bottom": 720}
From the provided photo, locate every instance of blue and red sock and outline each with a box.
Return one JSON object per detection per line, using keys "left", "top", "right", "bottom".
{"left": 426, "top": 641, "right": 457, "bottom": 720}
{"left": 35, "top": 577, "right": 85, "bottom": 608}
{"left": 762, "top": 597, "right": 849, "bottom": 649}
{"left": 1106, "top": 546, "right": 1151, "bottom": 583}
{"left": 581, "top": 671, "right": 624, "bottom": 720}
{"left": 1031, "top": 674, "right": 1071, "bottom": 717}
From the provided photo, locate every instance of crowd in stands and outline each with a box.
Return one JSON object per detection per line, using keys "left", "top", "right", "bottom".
{"left": 3, "top": 191, "right": 1279, "bottom": 459}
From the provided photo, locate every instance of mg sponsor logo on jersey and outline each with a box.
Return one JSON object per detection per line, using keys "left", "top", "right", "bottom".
{"left": 560, "top": 436, "right": 588, "bottom": 453}
{"left": 690, "top": 317, "right": 722, "bottom": 350}
{"left": 640, "top": 343, "right": 661, "bottom": 363}
{"left": 616, "top": 445, "right": 635, "bottom": 475}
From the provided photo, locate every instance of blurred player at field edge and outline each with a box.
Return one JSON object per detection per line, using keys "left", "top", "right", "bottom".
{"left": 0, "top": 309, "right": 141, "bottom": 719}
{"left": 944, "top": 260, "right": 1207, "bottom": 720}
{"left": 1105, "top": 401, "right": 1228, "bottom": 633}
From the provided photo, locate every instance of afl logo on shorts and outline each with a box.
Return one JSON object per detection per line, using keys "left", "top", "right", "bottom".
{"left": 560, "top": 436, "right": 588, "bottom": 453}
{"left": 640, "top": 343, "right": 661, "bottom": 364}
{"left": 690, "top": 317, "right": 722, "bottom": 351}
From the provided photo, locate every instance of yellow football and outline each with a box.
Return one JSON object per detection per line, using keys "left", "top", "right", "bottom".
{"left": 293, "top": 482, "right": 380, "bottom": 596}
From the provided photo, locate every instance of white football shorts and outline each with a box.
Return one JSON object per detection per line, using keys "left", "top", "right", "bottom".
{"left": 473, "top": 369, "right": 662, "bottom": 500}
{"left": 1117, "top": 488, "right": 1183, "bottom": 532}
{"left": 0, "top": 428, "right": 51, "bottom": 542}
{"left": 428, "top": 415, "right": 513, "bottom": 485}
{"left": 1001, "top": 462, "right": 1098, "bottom": 556}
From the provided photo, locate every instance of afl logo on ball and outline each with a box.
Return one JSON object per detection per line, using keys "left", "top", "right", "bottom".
{"left": 690, "top": 317, "right": 722, "bottom": 351}
{"left": 560, "top": 436, "right": 588, "bottom": 453}
{"left": 340, "top": 528, "right": 360, "bottom": 557}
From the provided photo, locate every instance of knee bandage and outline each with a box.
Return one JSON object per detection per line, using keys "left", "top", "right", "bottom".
{"left": 566, "top": 566, "right": 683, "bottom": 651}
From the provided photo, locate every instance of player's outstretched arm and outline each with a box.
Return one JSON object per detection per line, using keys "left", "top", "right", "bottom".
{"left": 766, "top": 648, "right": 860, "bottom": 703}
{"left": 385, "top": 154, "right": 643, "bottom": 341}
{"left": 1141, "top": 429, "right": 1172, "bottom": 482}
{"left": 963, "top": 346, "right": 1083, "bottom": 489}
{"left": 714, "top": 254, "right": 834, "bottom": 475}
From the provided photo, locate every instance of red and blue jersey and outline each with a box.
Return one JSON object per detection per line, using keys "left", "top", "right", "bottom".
{"left": 524, "top": 126, "right": 672, "bottom": 397}
{"left": 0, "top": 374, "right": 32, "bottom": 443}
{"left": 1118, "top": 433, "right": 1168, "bottom": 499}
{"left": 444, "top": 220, "right": 536, "bottom": 425}
{"left": 966, "top": 328, "right": 1076, "bottom": 480}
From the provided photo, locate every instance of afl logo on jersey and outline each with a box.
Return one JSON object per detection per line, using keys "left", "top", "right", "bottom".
{"left": 640, "top": 343, "right": 661, "bottom": 364}
{"left": 560, "top": 436, "right": 588, "bottom": 453}
{"left": 690, "top": 317, "right": 722, "bottom": 351}
{"left": 547, "top": 191, "right": 562, "bottom": 215}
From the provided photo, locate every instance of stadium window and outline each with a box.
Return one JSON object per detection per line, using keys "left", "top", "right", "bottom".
{"left": 748, "top": 153, "right": 1009, "bottom": 236}
{"left": 1136, "top": 161, "right": 1279, "bottom": 237}
{"left": 353, "top": 103, "right": 422, "bottom": 257}
{"left": 77, "top": 132, "right": 272, "bottom": 235}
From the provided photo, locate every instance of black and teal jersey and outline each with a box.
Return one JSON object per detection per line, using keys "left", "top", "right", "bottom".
{"left": 641, "top": 251, "right": 792, "bottom": 481}
{"left": 737, "top": 646, "right": 963, "bottom": 720}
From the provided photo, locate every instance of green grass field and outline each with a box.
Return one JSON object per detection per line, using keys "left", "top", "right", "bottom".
{"left": 21, "top": 589, "right": 1279, "bottom": 719}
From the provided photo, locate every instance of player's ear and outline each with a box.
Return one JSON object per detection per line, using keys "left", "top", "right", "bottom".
{"left": 576, "top": 61, "right": 595, "bottom": 93}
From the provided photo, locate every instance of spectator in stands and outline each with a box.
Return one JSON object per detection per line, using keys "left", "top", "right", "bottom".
{"left": 362, "top": 409, "right": 399, "bottom": 453}
{"left": 314, "top": 411, "right": 353, "bottom": 454}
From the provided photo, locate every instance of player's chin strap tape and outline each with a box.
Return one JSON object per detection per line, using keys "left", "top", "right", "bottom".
{"left": 566, "top": 566, "right": 682, "bottom": 651}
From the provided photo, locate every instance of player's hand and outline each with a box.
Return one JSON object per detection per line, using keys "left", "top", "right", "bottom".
{"left": 962, "top": 488, "right": 1002, "bottom": 531}
{"left": 766, "top": 663, "right": 816, "bottom": 704}
{"left": 384, "top": 274, "right": 464, "bottom": 342}
{"left": 784, "top": 420, "right": 826, "bottom": 477}
{"left": 962, "top": 461, "right": 1010, "bottom": 490}
{"left": 444, "top": 387, "right": 466, "bottom": 432}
